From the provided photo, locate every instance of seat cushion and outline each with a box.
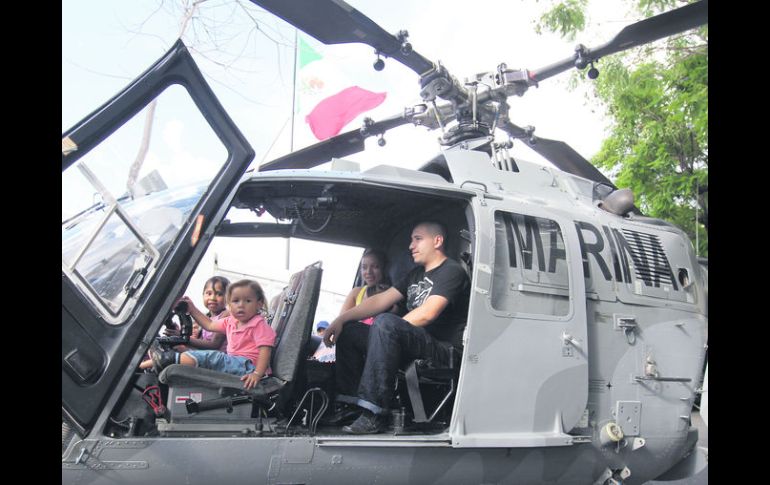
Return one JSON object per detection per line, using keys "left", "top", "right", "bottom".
{"left": 159, "top": 364, "right": 284, "bottom": 398}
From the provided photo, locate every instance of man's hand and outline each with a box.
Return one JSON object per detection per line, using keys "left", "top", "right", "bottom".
{"left": 403, "top": 295, "right": 449, "bottom": 327}
{"left": 324, "top": 287, "right": 404, "bottom": 347}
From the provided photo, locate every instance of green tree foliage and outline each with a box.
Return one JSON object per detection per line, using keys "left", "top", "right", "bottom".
{"left": 536, "top": 0, "right": 588, "bottom": 40}
{"left": 537, "top": 0, "right": 708, "bottom": 256}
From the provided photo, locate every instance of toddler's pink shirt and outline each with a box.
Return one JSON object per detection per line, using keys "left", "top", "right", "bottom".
{"left": 223, "top": 314, "right": 276, "bottom": 372}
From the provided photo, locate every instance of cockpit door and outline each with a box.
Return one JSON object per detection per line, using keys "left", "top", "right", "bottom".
{"left": 61, "top": 41, "right": 254, "bottom": 436}
{"left": 450, "top": 197, "right": 589, "bottom": 447}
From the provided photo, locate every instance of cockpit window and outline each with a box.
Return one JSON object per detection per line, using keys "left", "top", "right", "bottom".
{"left": 61, "top": 85, "right": 227, "bottom": 324}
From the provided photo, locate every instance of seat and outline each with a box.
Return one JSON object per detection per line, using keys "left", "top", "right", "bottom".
{"left": 402, "top": 347, "right": 459, "bottom": 423}
{"left": 158, "top": 262, "right": 323, "bottom": 426}
{"left": 457, "top": 228, "right": 473, "bottom": 278}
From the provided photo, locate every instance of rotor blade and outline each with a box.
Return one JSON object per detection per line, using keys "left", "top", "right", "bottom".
{"left": 258, "top": 131, "right": 364, "bottom": 172}
{"left": 259, "top": 113, "right": 412, "bottom": 171}
{"left": 529, "top": 137, "right": 615, "bottom": 187}
{"left": 249, "top": 0, "right": 435, "bottom": 76}
{"left": 591, "top": 0, "right": 707, "bottom": 59}
{"left": 531, "top": 0, "right": 707, "bottom": 83}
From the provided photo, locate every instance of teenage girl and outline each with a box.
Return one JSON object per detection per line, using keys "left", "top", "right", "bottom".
{"left": 338, "top": 248, "right": 396, "bottom": 323}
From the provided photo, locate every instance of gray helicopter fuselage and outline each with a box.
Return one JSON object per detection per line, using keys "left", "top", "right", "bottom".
{"left": 62, "top": 435, "right": 604, "bottom": 484}
{"left": 437, "top": 144, "right": 704, "bottom": 480}
{"left": 63, "top": 142, "right": 707, "bottom": 485}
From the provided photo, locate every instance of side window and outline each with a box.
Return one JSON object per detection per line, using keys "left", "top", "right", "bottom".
{"left": 617, "top": 227, "right": 689, "bottom": 302}
{"left": 491, "top": 211, "right": 570, "bottom": 316}
{"left": 62, "top": 85, "right": 228, "bottom": 324}
{"left": 572, "top": 220, "right": 691, "bottom": 303}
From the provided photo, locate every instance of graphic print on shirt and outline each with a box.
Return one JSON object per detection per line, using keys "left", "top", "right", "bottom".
{"left": 407, "top": 276, "right": 434, "bottom": 311}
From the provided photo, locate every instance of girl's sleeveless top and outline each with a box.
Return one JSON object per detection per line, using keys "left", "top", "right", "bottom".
{"left": 356, "top": 286, "right": 375, "bottom": 325}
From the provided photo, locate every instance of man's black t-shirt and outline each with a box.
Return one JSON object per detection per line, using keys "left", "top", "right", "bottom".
{"left": 395, "top": 258, "right": 470, "bottom": 349}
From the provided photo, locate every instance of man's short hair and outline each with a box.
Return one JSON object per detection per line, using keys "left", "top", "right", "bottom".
{"left": 415, "top": 221, "right": 447, "bottom": 240}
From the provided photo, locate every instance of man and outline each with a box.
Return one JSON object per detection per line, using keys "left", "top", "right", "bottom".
{"left": 324, "top": 221, "right": 470, "bottom": 434}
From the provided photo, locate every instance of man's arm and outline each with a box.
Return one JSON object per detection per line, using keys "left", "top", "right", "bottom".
{"left": 405, "top": 260, "right": 468, "bottom": 327}
{"left": 402, "top": 295, "right": 449, "bottom": 327}
{"left": 324, "top": 287, "right": 404, "bottom": 346}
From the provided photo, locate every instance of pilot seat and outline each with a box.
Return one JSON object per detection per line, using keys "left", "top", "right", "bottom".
{"left": 156, "top": 262, "right": 322, "bottom": 436}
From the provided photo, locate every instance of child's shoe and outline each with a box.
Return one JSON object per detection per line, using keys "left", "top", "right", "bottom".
{"left": 149, "top": 344, "right": 176, "bottom": 373}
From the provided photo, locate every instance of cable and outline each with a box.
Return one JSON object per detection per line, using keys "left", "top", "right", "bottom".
{"left": 295, "top": 204, "right": 334, "bottom": 234}
{"left": 109, "top": 416, "right": 132, "bottom": 428}
{"left": 286, "top": 387, "right": 329, "bottom": 434}
{"left": 309, "top": 390, "right": 329, "bottom": 434}
{"left": 142, "top": 385, "right": 167, "bottom": 417}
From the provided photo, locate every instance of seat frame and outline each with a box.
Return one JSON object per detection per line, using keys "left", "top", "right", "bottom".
{"left": 402, "top": 347, "right": 458, "bottom": 424}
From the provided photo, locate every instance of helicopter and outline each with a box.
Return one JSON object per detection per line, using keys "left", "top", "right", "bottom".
{"left": 61, "top": 0, "right": 708, "bottom": 484}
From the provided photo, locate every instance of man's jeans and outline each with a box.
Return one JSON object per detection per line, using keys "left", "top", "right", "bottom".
{"left": 335, "top": 313, "right": 454, "bottom": 415}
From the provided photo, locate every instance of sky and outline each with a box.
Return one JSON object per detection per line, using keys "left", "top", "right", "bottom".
{"left": 62, "top": 0, "right": 639, "bottom": 317}
{"left": 63, "top": 0, "right": 639, "bottom": 165}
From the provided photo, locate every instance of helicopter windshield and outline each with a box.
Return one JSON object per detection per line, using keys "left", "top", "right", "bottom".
{"left": 62, "top": 181, "right": 208, "bottom": 315}
{"left": 61, "top": 84, "right": 228, "bottom": 324}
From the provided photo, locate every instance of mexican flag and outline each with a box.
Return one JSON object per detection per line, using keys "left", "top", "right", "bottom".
{"left": 296, "top": 36, "right": 387, "bottom": 141}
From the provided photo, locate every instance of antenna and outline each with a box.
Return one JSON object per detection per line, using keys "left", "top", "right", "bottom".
{"left": 291, "top": 29, "right": 298, "bottom": 152}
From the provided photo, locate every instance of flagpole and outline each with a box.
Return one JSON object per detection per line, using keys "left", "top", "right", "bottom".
{"left": 290, "top": 28, "right": 298, "bottom": 152}
{"left": 286, "top": 29, "right": 299, "bottom": 272}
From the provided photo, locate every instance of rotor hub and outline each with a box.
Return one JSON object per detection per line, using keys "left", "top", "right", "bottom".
{"left": 440, "top": 123, "right": 491, "bottom": 147}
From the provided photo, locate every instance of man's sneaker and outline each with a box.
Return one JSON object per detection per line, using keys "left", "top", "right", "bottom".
{"left": 342, "top": 410, "right": 386, "bottom": 434}
{"left": 149, "top": 346, "right": 176, "bottom": 374}
{"left": 319, "top": 403, "right": 360, "bottom": 426}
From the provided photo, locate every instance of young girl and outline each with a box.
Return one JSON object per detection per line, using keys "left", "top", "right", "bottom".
{"left": 149, "top": 279, "right": 276, "bottom": 390}
{"left": 165, "top": 276, "right": 230, "bottom": 352}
